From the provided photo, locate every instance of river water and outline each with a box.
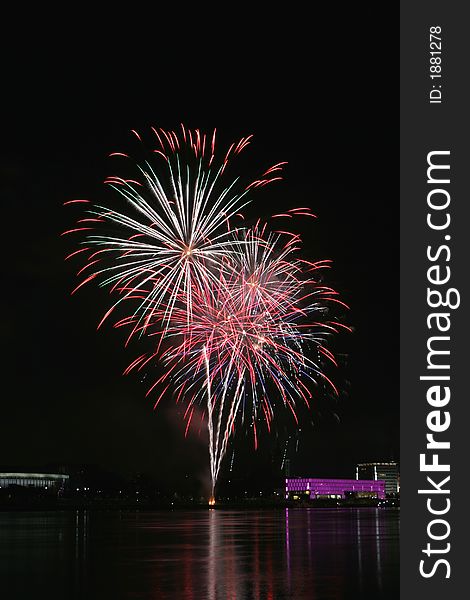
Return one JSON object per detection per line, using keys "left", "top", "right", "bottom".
{"left": 1, "top": 507, "right": 399, "bottom": 599}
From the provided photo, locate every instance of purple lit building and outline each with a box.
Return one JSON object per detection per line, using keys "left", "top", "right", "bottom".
{"left": 285, "top": 478, "right": 386, "bottom": 500}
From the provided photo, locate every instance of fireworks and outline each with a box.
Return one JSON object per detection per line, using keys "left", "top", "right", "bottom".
{"left": 64, "top": 125, "right": 349, "bottom": 498}
{"left": 63, "top": 125, "right": 284, "bottom": 336}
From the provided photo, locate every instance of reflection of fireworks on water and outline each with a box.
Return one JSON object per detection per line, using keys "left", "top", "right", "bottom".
{"left": 64, "top": 126, "right": 349, "bottom": 498}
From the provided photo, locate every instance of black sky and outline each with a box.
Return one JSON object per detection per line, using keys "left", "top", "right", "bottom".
{"left": 2, "top": 14, "right": 398, "bottom": 489}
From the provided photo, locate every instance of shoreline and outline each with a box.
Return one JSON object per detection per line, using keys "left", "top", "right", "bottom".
{"left": 0, "top": 498, "right": 399, "bottom": 512}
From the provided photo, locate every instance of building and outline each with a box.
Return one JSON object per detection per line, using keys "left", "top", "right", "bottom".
{"left": 285, "top": 477, "right": 385, "bottom": 500}
{"left": 0, "top": 472, "right": 69, "bottom": 491}
{"left": 356, "top": 462, "right": 399, "bottom": 496}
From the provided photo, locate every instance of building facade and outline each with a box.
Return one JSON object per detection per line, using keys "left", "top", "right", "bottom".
{"left": 0, "top": 472, "right": 69, "bottom": 491}
{"left": 356, "top": 462, "right": 399, "bottom": 496}
{"left": 285, "top": 477, "right": 386, "bottom": 500}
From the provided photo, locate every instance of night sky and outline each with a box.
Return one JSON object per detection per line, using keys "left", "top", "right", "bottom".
{"left": 2, "top": 15, "right": 397, "bottom": 492}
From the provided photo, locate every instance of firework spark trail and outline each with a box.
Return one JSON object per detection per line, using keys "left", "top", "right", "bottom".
{"left": 136, "top": 225, "right": 350, "bottom": 494}
{"left": 64, "top": 126, "right": 349, "bottom": 499}
{"left": 63, "top": 126, "right": 284, "bottom": 337}
{"left": 203, "top": 345, "right": 215, "bottom": 489}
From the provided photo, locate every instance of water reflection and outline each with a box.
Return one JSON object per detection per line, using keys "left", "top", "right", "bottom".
{"left": 0, "top": 508, "right": 399, "bottom": 599}
{"left": 284, "top": 508, "right": 398, "bottom": 599}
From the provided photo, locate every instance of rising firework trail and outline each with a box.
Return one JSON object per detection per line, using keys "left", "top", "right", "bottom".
{"left": 63, "top": 126, "right": 348, "bottom": 500}
{"left": 137, "top": 223, "right": 350, "bottom": 495}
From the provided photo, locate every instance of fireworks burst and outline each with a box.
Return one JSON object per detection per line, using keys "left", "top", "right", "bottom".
{"left": 134, "top": 224, "right": 349, "bottom": 492}
{"left": 63, "top": 125, "right": 285, "bottom": 335}
{"left": 64, "top": 126, "right": 349, "bottom": 498}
